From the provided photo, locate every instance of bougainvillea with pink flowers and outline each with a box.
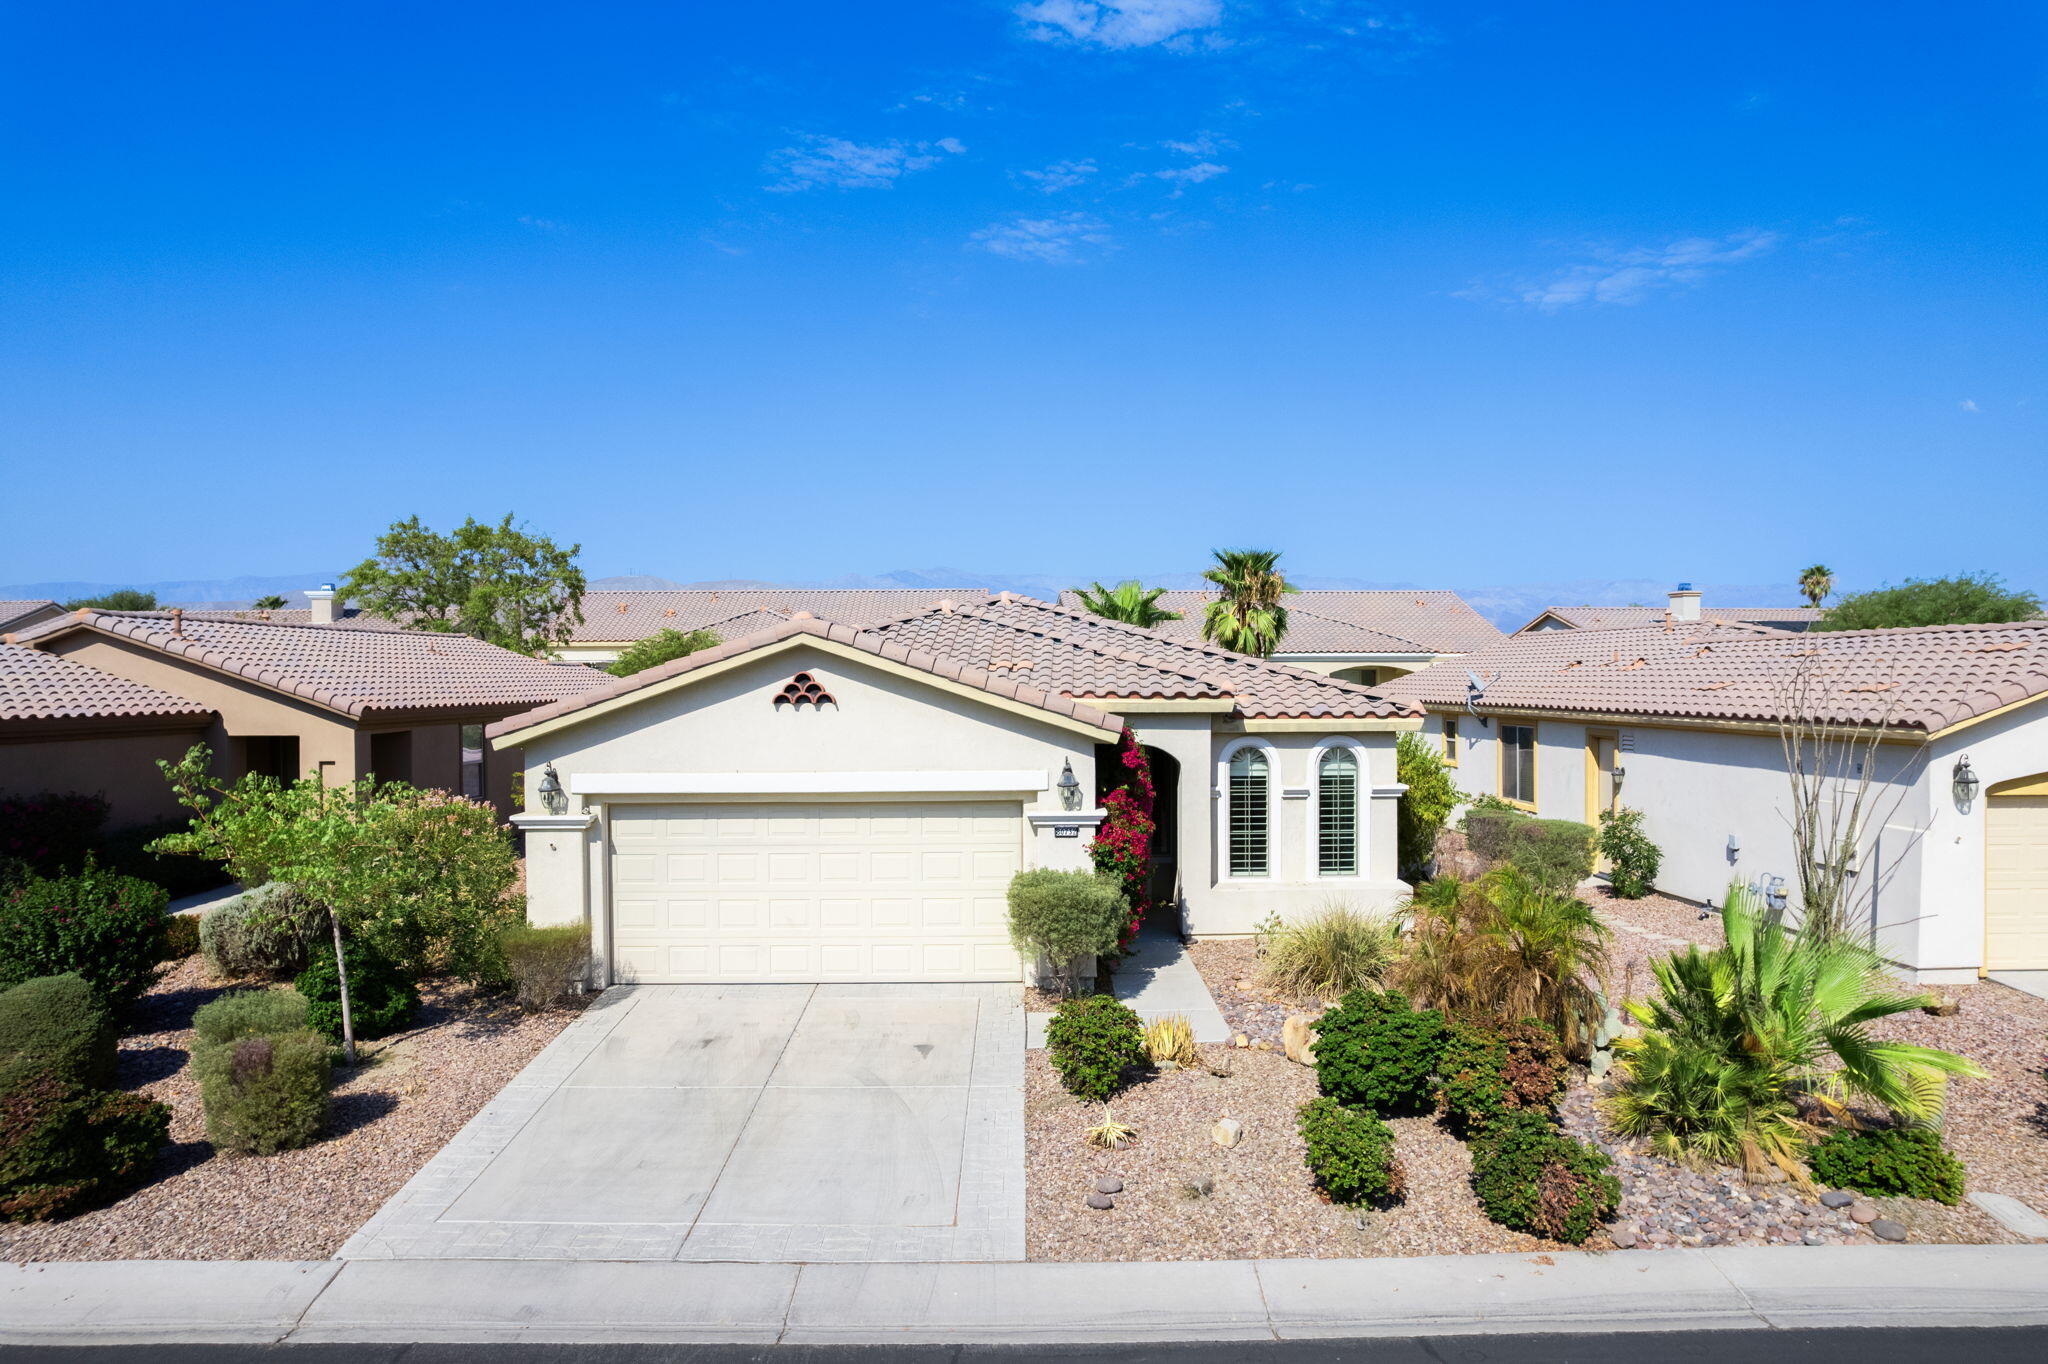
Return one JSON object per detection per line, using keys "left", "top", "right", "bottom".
{"left": 1088, "top": 726, "right": 1156, "bottom": 949}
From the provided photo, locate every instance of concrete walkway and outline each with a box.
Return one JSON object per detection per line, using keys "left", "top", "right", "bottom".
{"left": 5, "top": 1244, "right": 2045, "bottom": 1346}
{"left": 1026, "top": 926, "right": 1232, "bottom": 1048}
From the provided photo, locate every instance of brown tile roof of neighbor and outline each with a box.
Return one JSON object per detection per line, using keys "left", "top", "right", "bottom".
{"left": 0, "top": 644, "right": 213, "bottom": 725}
{"left": 1376, "top": 618, "right": 2048, "bottom": 734}
{"left": 18, "top": 610, "right": 611, "bottom": 719}
{"left": 1060, "top": 589, "right": 1504, "bottom": 655}
{"left": 564, "top": 589, "right": 987, "bottom": 643}
{"left": 0, "top": 600, "right": 64, "bottom": 635}
{"left": 1517, "top": 604, "right": 1825, "bottom": 633}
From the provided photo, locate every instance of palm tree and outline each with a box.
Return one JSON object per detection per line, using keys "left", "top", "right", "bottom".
{"left": 1071, "top": 580, "right": 1182, "bottom": 630}
{"left": 1200, "top": 549, "right": 1297, "bottom": 657}
{"left": 1798, "top": 564, "right": 1834, "bottom": 608}
{"left": 1605, "top": 883, "right": 1982, "bottom": 1178}
{"left": 251, "top": 594, "right": 288, "bottom": 610}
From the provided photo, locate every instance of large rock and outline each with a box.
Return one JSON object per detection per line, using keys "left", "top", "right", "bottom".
{"left": 1282, "top": 1013, "right": 1322, "bottom": 1067}
{"left": 1212, "top": 1118, "right": 1244, "bottom": 1148}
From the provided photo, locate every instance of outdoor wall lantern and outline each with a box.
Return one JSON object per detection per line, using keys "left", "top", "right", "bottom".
{"left": 1057, "top": 759, "right": 1083, "bottom": 812}
{"left": 538, "top": 764, "right": 568, "bottom": 816}
{"left": 1952, "top": 754, "right": 1980, "bottom": 810}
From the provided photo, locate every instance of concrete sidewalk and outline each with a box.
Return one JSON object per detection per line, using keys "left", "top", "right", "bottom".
{"left": 5, "top": 1244, "right": 2045, "bottom": 1346}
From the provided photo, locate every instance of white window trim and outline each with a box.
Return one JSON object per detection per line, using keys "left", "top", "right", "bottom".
{"left": 1308, "top": 737, "right": 1371, "bottom": 882}
{"left": 1215, "top": 737, "right": 1278, "bottom": 880}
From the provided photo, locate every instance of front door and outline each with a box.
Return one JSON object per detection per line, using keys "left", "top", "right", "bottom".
{"left": 1587, "top": 734, "right": 1620, "bottom": 870}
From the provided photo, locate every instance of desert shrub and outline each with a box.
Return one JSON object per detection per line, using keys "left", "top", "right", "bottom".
{"left": 1007, "top": 869, "right": 1127, "bottom": 971}
{"left": 296, "top": 943, "right": 417, "bottom": 1043}
{"left": 1596, "top": 808, "right": 1661, "bottom": 899}
{"left": 1044, "top": 994, "right": 1147, "bottom": 1101}
{"left": 1313, "top": 988, "right": 1445, "bottom": 1116}
{"left": 1808, "top": 1128, "right": 1966, "bottom": 1206}
{"left": 193, "top": 1029, "right": 330, "bottom": 1155}
{"left": 200, "top": 883, "right": 326, "bottom": 980}
{"left": 0, "top": 974, "right": 117, "bottom": 1092}
{"left": 101, "top": 820, "right": 233, "bottom": 899}
{"left": 1470, "top": 1111, "right": 1618, "bottom": 1243}
{"left": 0, "top": 1071, "right": 168, "bottom": 1221}
{"left": 1461, "top": 805, "right": 1521, "bottom": 858}
{"left": 1257, "top": 904, "right": 1400, "bottom": 1002}
{"left": 1396, "top": 731, "right": 1465, "bottom": 879}
{"left": 192, "top": 988, "right": 312, "bottom": 1049}
{"left": 1396, "top": 869, "right": 1610, "bottom": 1058}
{"left": 605, "top": 627, "right": 722, "bottom": 678}
{"left": 1436, "top": 1018, "right": 1568, "bottom": 1134}
{"left": 1496, "top": 1018, "right": 1569, "bottom": 1110}
{"left": 0, "top": 863, "right": 169, "bottom": 1004}
{"left": 0, "top": 792, "right": 110, "bottom": 878}
{"left": 1461, "top": 808, "right": 1596, "bottom": 894}
{"left": 161, "top": 913, "right": 200, "bottom": 960}
{"left": 1298, "top": 1096, "right": 1403, "bottom": 1205}
{"left": 498, "top": 922, "right": 590, "bottom": 1011}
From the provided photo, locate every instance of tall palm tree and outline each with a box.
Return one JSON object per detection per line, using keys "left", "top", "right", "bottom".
{"left": 1070, "top": 580, "right": 1182, "bottom": 630}
{"left": 1798, "top": 564, "right": 1834, "bottom": 608}
{"left": 1200, "top": 548, "right": 1297, "bottom": 657}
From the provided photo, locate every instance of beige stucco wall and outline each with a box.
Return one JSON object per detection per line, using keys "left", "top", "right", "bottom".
{"left": 0, "top": 725, "right": 212, "bottom": 829}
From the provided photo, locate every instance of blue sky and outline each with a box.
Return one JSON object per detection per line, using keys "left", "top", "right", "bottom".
{"left": 4, "top": 1, "right": 2043, "bottom": 594}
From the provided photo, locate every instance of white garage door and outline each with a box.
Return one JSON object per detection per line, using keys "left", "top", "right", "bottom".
{"left": 1986, "top": 794, "right": 2048, "bottom": 971}
{"left": 607, "top": 801, "right": 1024, "bottom": 983}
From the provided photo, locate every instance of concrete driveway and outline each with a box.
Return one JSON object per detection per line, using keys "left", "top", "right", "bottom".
{"left": 339, "top": 982, "right": 1025, "bottom": 1263}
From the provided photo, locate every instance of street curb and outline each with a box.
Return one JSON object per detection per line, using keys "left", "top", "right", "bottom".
{"left": 3, "top": 1244, "right": 2045, "bottom": 1346}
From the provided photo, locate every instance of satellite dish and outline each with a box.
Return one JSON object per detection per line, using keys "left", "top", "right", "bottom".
{"left": 1464, "top": 670, "right": 1493, "bottom": 728}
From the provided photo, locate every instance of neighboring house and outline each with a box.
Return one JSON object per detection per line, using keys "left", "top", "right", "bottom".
{"left": 494, "top": 593, "right": 1422, "bottom": 985}
{"left": 0, "top": 644, "right": 215, "bottom": 828}
{"left": 12, "top": 608, "right": 610, "bottom": 816}
{"left": 1377, "top": 618, "right": 2048, "bottom": 982}
{"left": 552, "top": 589, "right": 990, "bottom": 664}
{"left": 1514, "top": 585, "right": 1824, "bottom": 634}
{"left": 1057, "top": 588, "right": 1503, "bottom": 686}
{"left": 0, "top": 600, "right": 65, "bottom": 636}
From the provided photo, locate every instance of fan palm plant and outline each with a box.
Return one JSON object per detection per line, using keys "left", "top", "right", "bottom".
{"left": 1070, "top": 580, "right": 1182, "bottom": 629}
{"left": 1605, "top": 883, "right": 1982, "bottom": 1179}
{"left": 1798, "top": 564, "right": 1834, "bottom": 608}
{"left": 1199, "top": 549, "right": 1296, "bottom": 658}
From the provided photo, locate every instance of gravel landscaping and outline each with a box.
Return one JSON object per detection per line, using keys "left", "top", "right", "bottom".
{"left": 0, "top": 952, "right": 580, "bottom": 1262}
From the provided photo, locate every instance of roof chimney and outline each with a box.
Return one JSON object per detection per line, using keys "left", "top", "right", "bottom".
{"left": 306, "top": 582, "right": 340, "bottom": 626}
{"left": 1668, "top": 582, "right": 1702, "bottom": 623}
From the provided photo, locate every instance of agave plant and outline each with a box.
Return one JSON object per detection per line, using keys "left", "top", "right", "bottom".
{"left": 1084, "top": 1109, "right": 1138, "bottom": 1150}
{"left": 1141, "top": 1013, "right": 1200, "bottom": 1068}
{"left": 1604, "top": 883, "right": 1983, "bottom": 1179}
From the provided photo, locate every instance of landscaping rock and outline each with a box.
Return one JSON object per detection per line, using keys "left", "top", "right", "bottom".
{"left": 1182, "top": 1175, "right": 1215, "bottom": 1199}
{"left": 1232, "top": 1033, "right": 1250, "bottom": 1049}
{"left": 1086, "top": 1193, "right": 1115, "bottom": 1211}
{"left": 1095, "top": 1176, "right": 1123, "bottom": 1195}
{"left": 1870, "top": 1219, "right": 1908, "bottom": 1242}
{"left": 1608, "top": 1221, "right": 1639, "bottom": 1248}
{"left": 1212, "top": 1117, "right": 1244, "bottom": 1148}
{"left": 1281, "top": 1013, "right": 1320, "bottom": 1066}
{"left": 1921, "top": 998, "right": 1959, "bottom": 1017}
{"left": 1252, "top": 1039, "right": 1274, "bottom": 1052}
{"left": 1802, "top": 1232, "right": 1827, "bottom": 1246}
{"left": 1820, "top": 1190, "right": 1855, "bottom": 1209}
{"left": 1849, "top": 1202, "right": 1878, "bottom": 1224}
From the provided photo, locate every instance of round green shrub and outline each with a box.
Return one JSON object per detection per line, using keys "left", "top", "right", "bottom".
{"left": 295, "top": 942, "right": 418, "bottom": 1043}
{"left": 1313, "top": 988, "right": 1445, "bottom": 1116}
{"left": 1440, "top": 1018, "right": 1570, "bottom": 1134}
{"left": 1044, "top": 994, "right": 1147, "bottom": 1101}
{"left": 0, "top": 1070, "right": 169, "bottom": 1222}
{"left": 497, "top": 922, "right": 590, "bottom": 1011}
{"left": 1007, "top": 869, "right": 1127, "bottom": 970}
{"left": 194, "top": 1028, "right": 331, "bottom": 1155}
{"left": 1470, "top": 1111, "right": 1619, "bottom": 1244}
{"left": 1297, "top": 1096, "right": 1403, "bottom": 1206}
{"left": 1809, "top": 1127, "right": 1965, "bottom": 1206}
{"left": 200, "top": 884, "right": 325, "bottom": 980}
{"left": 0, "top": 862, "right": 169, "bottom": 1005}
{"left": 192, "top": 989, "right": 312, "bottom": 1049}
{"left": 1596, "top": 808, "right": 1662, "bottom": 899}
{"left": 0, "top": 974, "right": 117, "bottom": 1093}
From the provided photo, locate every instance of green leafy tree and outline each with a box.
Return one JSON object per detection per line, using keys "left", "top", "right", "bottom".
{"left": 250, "top": 594, "right": 288, "bottom": 610}
{"left": 341, "top": 514, "right": 587, "bottom": 656}
{"left": 60, "top": 589, "right": 156, "bottom": 611}
{"left": 1070, "top": 580, "right": 1182, "bottom": 630}
{"left": 1797, "top": 564, "right": 1833, "bottom": 608}
{"left": 606, "top": 627, "right": 721, "bottom": 678}
{"left": 1199, "top": 549, "right": 1296, "bottom": 657}
{"left": 1395, "top": 731, "right": 1464, "bottom": 879}
{"left": 1812, "top": 572, "right": 2040, "bottom": 632}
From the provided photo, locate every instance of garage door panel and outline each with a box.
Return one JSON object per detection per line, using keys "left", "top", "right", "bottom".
{"left": 1987, "top": 794, "right": 2048, "bottom": 970}
{"left": 608, "top": 801, "right": 1025, "bottom": 983}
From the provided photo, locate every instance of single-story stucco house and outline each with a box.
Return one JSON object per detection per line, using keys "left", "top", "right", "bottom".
{"left": 1377, "top": 616, "right": 2048, "bottom": 983}
{"left": 1058, "top": 588, "right": 1503, "bottom": 687}
{"left": 7, "top": 606, "right": 609, "bottom": 818}
{"left": 493, "top": 593, "right": 1423, "bottom": 985}
{"left": 1513, "top": 585, "right": 1824, "bottom": 635}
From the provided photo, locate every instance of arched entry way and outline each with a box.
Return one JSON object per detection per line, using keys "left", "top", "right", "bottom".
{"left": 1094, "top": 742, "right": 1182, "bottom": 933}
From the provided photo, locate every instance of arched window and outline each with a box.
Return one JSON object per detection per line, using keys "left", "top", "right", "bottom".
{"left": 1227, "top": 746, "right": 1270, "bottom": 877}
{"left": 1317, "top": 747, "right": 1359, "bottom": 876}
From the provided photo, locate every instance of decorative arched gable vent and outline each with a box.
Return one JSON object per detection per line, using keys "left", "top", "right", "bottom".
{"left": 773, "top": 672, "right": 837, "bottom": 709}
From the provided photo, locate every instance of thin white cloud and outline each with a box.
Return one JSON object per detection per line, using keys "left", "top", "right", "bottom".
{"left": 1015, "top": 0, "right": 1225, "bottom": 51}
{"left": 1469, "top": 230, "right": 1782, "bottom": 309}
{"left": 1960, "top": 398, "right": 1981, "bottom": 413}
{"left": 971, "top": 212, "right": 1115, "bottom": 263}
{"left": 1019, "top": 158, "right": 1099, "bottom": 192}
{"left": 1160, "top": 130, "right": 1233, "bottom": 156}
{"left": 765, "top": 135, "right": 966, "bottom": 192}
{"left": 1151, "top": 161, "right": 1228, "bottom": 195}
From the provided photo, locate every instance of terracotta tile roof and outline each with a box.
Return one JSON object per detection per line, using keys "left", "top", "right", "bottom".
{"left": 1377, "top": 618, "right": 2048, "bottom": 734}
{"left": 564, "top": 589, "right": 986, "bottom": 643}
{"left": 1060, "top": 589, "right": 1503, "bottom": 655}
{"left": 188, "top": 606, "right": 405, "bottom": 631}
{"left": 0, "top": 644, "right": 213, "bottom": 725}
{"left": 0, "top": 600, "right": 64, "bottom": 635}
{"left": 488, "top": 613, "right": 1126, "bottom": 740}
{"left": 1518, "top": 604, "right": 1824, "bottom": 633}
{"left": 18, "top": 611, "right": 611, "bottom": 719}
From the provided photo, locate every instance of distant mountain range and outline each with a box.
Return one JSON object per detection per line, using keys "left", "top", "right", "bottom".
{"left": 1, "top": 567, "right": 1810, "bottom": 631}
